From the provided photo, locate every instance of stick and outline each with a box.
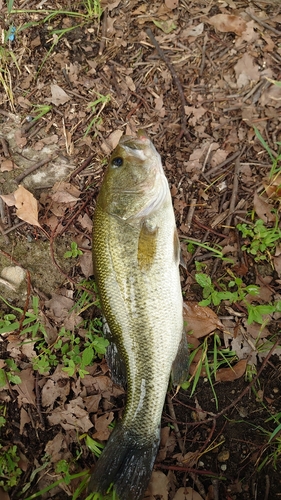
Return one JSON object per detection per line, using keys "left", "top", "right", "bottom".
{"left": 15, "top": 154, "right": 57, "bottom": 183}
{"left": 146, "top": 28, "right": 191, "bottom": 141}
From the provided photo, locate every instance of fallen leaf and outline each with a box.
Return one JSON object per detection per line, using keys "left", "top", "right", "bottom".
{"left": 14, "top": 367, "right": 36, "bottom": 406}
{"left": 14, "top": 185, "right": 41, "bottom": 227}
{"left": 48, "top": 397, "right": 93, "bottom": 432}
{"left": 215, "top": 359, "right": 247, "bottom": 382}
{"left": 20, "top": 407, "right": 31, "bottom": 434}
{"left": 48, "top": 84, "right": 71, "bottom": 106}
{"left": 208, "top": 14, "right": 247, "bottom": 36}
{"left": 182, "top": 23, "right": 204, "bottom": 38}
{"left": 253, "top": 192, "right": 276, "bottom": 223}
{"left": 183, "top": 302, "right": 224, "bottom": 338}
{"left": 79, "top": 252, "right": 94, "bottom": 278}
{"left": 173, "top": 486, "right": 204, "bottom": 500}
{"left": 165, "top": 0, "right": 178, "bottom": 10}
{"left": 145, "top": 471, "right": 169, "bottom": 499}
{"left": 93, "top": 412, "right": 114, "bottom": 440}
{"left": 0, "top": 159, "right": 16, "bottom": 172}
{"left": 0, "top": 193, "right": 16, "bottom": 206}
{"left": 234, "top": 53, "right": 260, "bottom": 88}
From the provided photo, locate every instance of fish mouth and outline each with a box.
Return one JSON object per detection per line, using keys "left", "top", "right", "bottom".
{"left": 119, "top": 131, "right": 155, "bottom": 160}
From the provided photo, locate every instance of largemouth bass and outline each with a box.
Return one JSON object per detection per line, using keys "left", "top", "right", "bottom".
{"left": 89, "top": 131, "right": 188, "bottom": 500}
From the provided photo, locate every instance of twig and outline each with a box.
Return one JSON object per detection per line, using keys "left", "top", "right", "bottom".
{"left": 70, "top": 153, "right": 95, "bottom": 180}
{"left": 146, "top": 28, "right": 191, "bottom": 141}
{"left": 0, "top": 221, "right": 10, "bottom": 244}
{"left": 166, "top": 394, "right": 185, "bottom": 453}
{"left": 264, "top": 474, "right": 270, "bottom": 500}
{"left": 207, "top": 149, "right": 243, "bottom": 178}
{"left": 199, "top": 34, "right": 208, "bottom": 77}
{"left": 3, "top": 221, "right": 26, "bottom": 235}
{"left": 185, "top": 199, "right": 197, "bottom": 234}
{"left": 1, "top": 137, "right": 10, "bottom": 157}
{"left": 166, "top": 394, "right": 207, "bottom": 499}
{"left": 0, "top": 197, "right": 5, "bottom": 222}
{"left": 224, "top": 156, "right": 240, "bottom": 229}
{"left": 246, "top": 9, "right": 281, "bottom": 36}
{"left": 15, "top": 154, "right": 57, "bottom": 183}
{"left": 99, "top": 8, "right": 108, "bottom": 55}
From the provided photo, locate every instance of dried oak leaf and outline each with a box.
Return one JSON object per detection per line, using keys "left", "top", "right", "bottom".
{"left": 183, "top": 302, "right": 224, "bottom": 338}
{"left": 15, "top": 185, "right": 41, "bottom": 227}
{"left": 145, "top": 471, "right": 169, "bottom": 500}
{"left": 253, "top": 191, "right": 276, "bottom": 223}
{"left": 173, "top": 487, "right": 204, "bottom": 500}
{"left": 234, "top": 53, "right": 260, "bottom": 88}
{"left": 14, "top": 367, "right": 36, "bottom": 407}
{"left": 93, "top": 411, "right": 114, "bottom": 441}
{"left": 47, "top": 84, "right": 71, "bottom": 106}
{"left": 215, "top": 359, "right": 247, "bottom": 382}
{"left": 208, "top": 14, "right": 247, "bottom": 35}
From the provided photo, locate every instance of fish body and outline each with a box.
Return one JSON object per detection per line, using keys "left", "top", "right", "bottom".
{"left": 89, "top": 131, "right": 188, "bottom": 500}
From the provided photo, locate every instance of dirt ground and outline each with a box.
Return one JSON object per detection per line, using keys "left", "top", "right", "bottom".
{"left": 0, "top": 0, "right": 281, "bottom": 499}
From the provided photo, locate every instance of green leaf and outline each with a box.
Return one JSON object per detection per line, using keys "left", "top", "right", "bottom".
{"left": 81, "top": 346, "right": 94, "bottom": 367}
{"left": 195, "top": 273, "right": 212, "bottom": 288}
{"left": 0, "top": 369, "right": 7, "bottom": 388}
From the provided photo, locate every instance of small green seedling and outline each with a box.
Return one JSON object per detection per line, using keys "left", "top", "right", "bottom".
{"left": 237, "top": 218, "right": 281, "bottom": 262}
{"left": 0, "top": 444, "right": 22, "bottom": 490}
{"left": 64, "top": 241, "right": 83, "bottom": 258}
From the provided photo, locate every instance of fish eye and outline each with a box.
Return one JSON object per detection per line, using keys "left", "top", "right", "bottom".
{"left": 112, "top": 157, "right": 123, "bottom": 168}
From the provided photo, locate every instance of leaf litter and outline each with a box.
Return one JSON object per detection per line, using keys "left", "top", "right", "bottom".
{"left": 0, "top": 0, "right": 281, "bottom": 498}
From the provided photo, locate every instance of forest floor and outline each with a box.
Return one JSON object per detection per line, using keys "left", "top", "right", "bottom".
{"left": 0, "top": 0, "right": 281, "bottom": 499}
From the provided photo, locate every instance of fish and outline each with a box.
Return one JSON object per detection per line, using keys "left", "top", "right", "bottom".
{"left": 89, "top": 130, "right": 189, "bottom": 500}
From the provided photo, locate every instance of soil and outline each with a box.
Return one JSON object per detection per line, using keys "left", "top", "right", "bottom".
{"left": 0, "top": 0, "right": 281, "bottom": 499}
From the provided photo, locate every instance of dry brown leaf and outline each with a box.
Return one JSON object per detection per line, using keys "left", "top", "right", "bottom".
{"left": 14, "top": 185, "right": 41, "bottom": 227}
{"left": 45, "top": 294, "right": 74, "bottom": 320}
{"left": 45, "top": 432, "right": 72, "bottom": 463}
{"left": 41, "top": 378, "right": 70, "bottom": 408}
{"left": 234, "top": 53, "right": 260, "bottom": 88}
{"left": 182, "top": 23, "right": 204, "bottom": 37}
{"left": 83, "top": 394, "right": 101, "bottom": 413}
{"left": 48, "top": 84, "right": 71, "bottom": 106}
{"left": 79, "top": 252, "right": 94, "bottom": 278}
{"left": 183, "top": 302, "right": 224, "bottom": 338}
{"left": 48, "top": 397, "right": 93, "bottom": 432}
{"left": 208, "top": 14, "right": 246, "bottom": 35}
{"left": 0, "top": 159, "right": 16, "bottom": 172}
{"left": 253, "top": 192, "right": 276, "bottom": 223}
{"left": 145, "top": 471, "right": 169, "bottom": 499}
{"left": 165, "top": 0, "right": 178, "bottom": 10}
{"left": 20, "top": 407, "right": 31, "bottom": 434}
{"left": 14, "top": 367, "right": 36, "bottom": 406}
{"left": 0, "top": 487, "right": 10, "bottom": 500}
{"left": 0, "top": 192, "right": 16, "bottom": 206}
{"left": 14, "top": 129, "right": 27, "bottom": 148}
{"left": 215, "top": 359, "right": 247, "bottom": 382}
{"left": 173, "top": 486, "right": 204, "bottom": 500}
{"left": 78, "top": 213, "right": 93, "bottom": 232}
{"left": 93, "top": 412, "right": 114, "bottom": 440}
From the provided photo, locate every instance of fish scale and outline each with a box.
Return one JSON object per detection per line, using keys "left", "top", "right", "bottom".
{"left": 89, "top": 131, "right": 189, "bottom": 500}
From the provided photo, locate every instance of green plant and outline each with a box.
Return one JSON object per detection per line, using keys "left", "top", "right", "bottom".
{"left": 237, "top": 217, "right": 281, "bottom": 262}
{"left": 194, "top": 272, "right": 281, "bottom": 325}
{"left": 0, "top": 358, "right": 21, "bottom": 388}
{"left": 84, "top": 93, "right": 111, "bottom": 137}
{"left": 0, "top": 444, "right": 22, "bottom": 490}
{"left": 182, "top": 333, "right": 238, "bottom": 408}
{"left": 64, "top": 241, "right": 83, "bottom": 259}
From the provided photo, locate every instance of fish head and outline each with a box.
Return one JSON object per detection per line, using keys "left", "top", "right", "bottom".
{"left": 98, "top": 131, "right": 168, "bottom": 220}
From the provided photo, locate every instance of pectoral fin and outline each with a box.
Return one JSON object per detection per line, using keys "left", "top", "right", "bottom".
{"left": 171, "top": 329, "right": 189, "bottom": 386}
{"left": 137, "top": 221, "right": 158, "bottom": 271}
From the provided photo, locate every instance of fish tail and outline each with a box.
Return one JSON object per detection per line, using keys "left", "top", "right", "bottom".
{"left": 88, "top": 423, "right": 160, "bottom": 500}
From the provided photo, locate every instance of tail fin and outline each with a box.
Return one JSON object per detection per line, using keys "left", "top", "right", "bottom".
{"left": 88, "top": 423, "right": 160, "bottom": 500}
